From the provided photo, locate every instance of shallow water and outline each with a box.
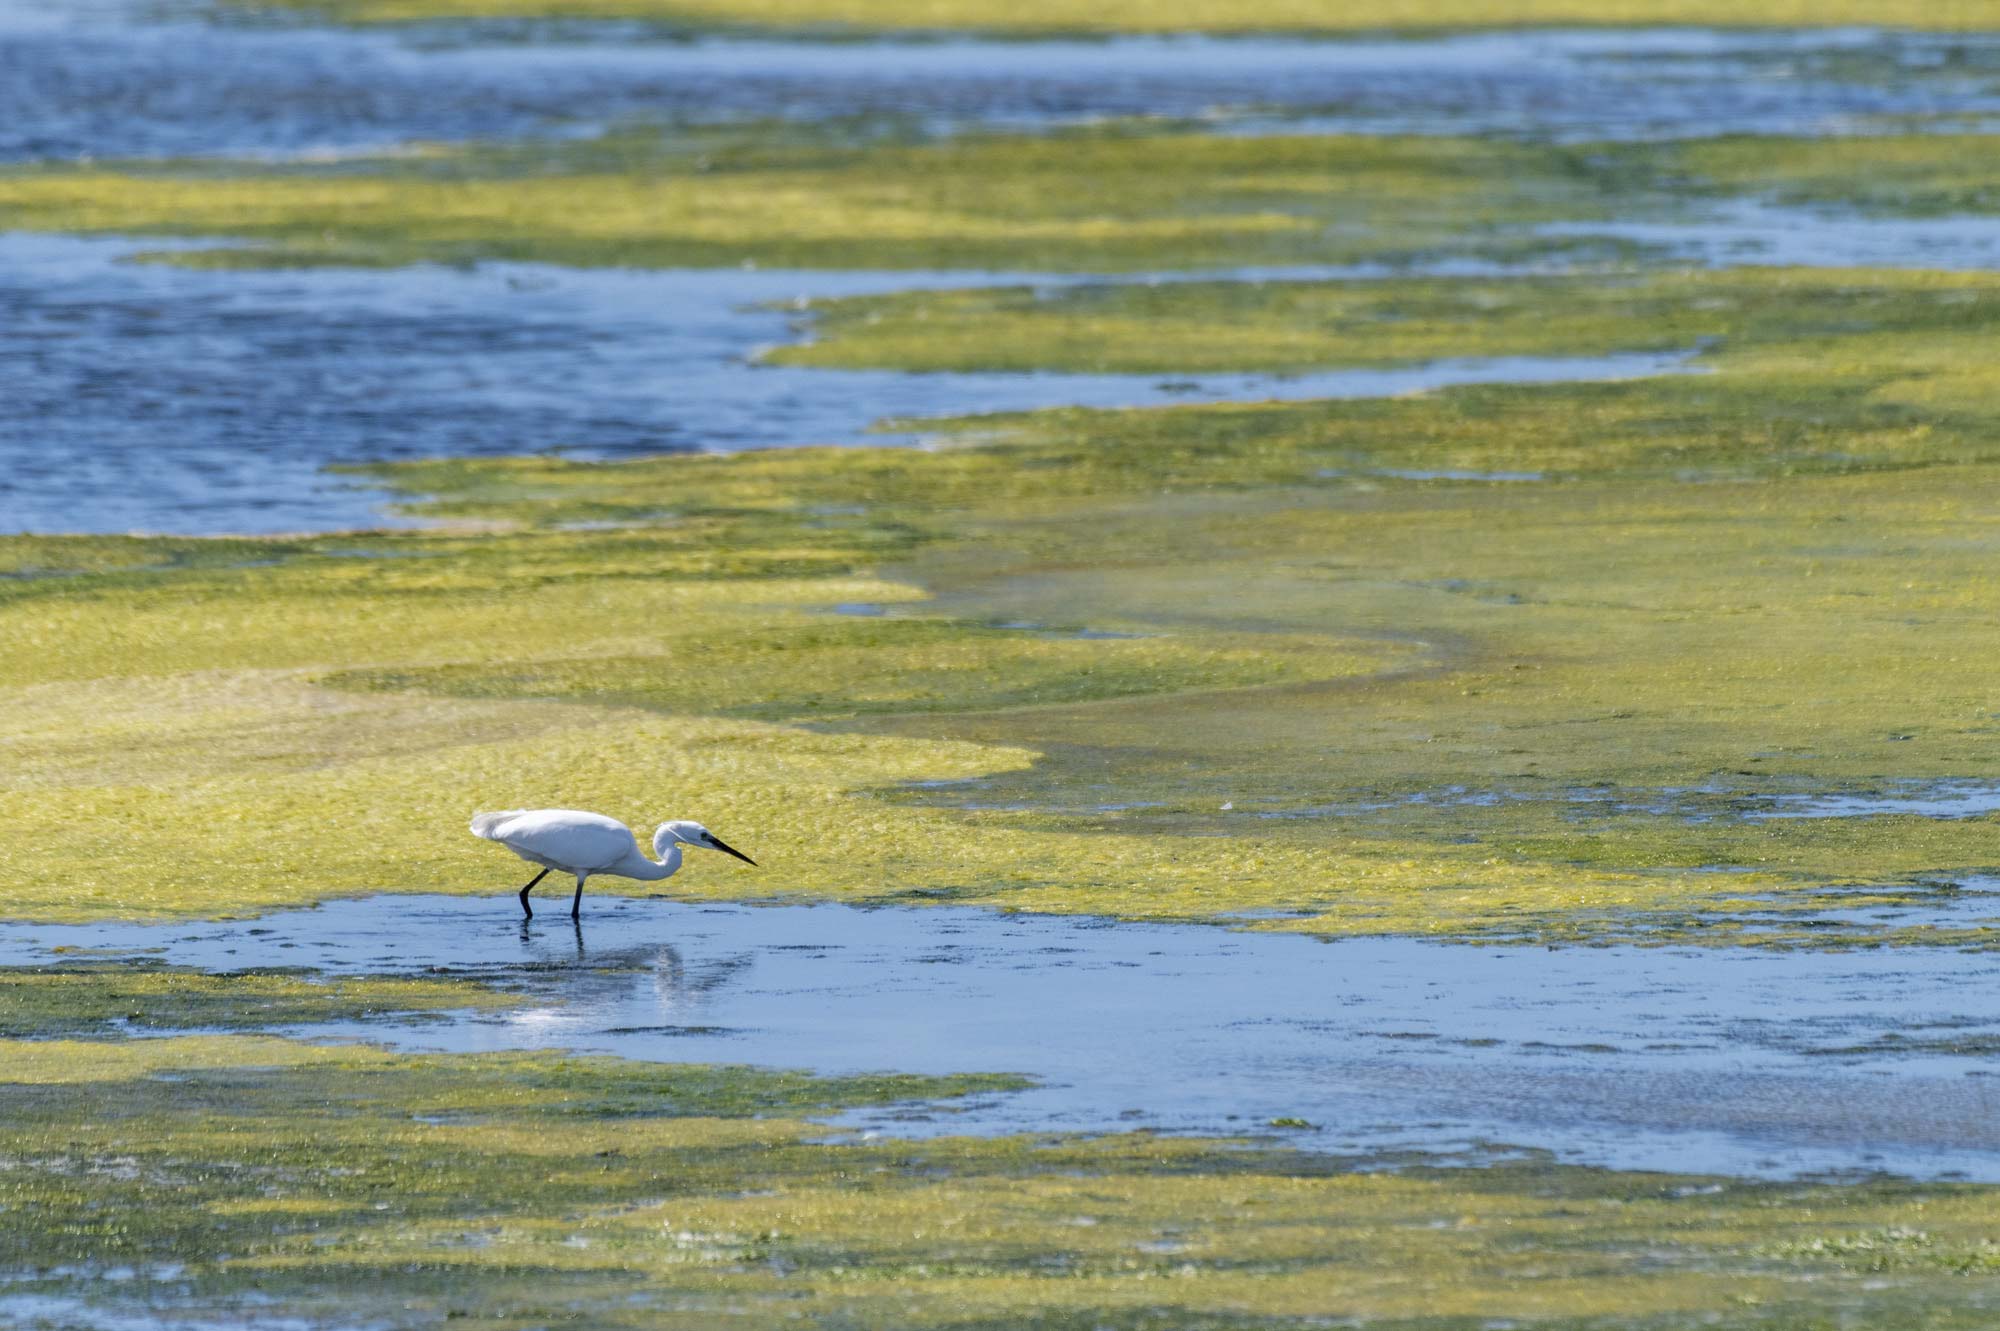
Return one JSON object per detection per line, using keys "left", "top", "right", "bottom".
{"left": 1, "top": 234, "right": 1693, "bottom": 534}
{"left": 1543, "top": 199, "right": 2000, "bottom": 270}
{"left": 1752, "top": 780, "right": 2000, "bottom": 820}
{"left": 7, "top": 5, "right": 1999, "bottom": 162}
{"left": 11, "top": 892, "right": 2000, "bottom": 1179}
{"left": 0, "top": 1293, "right": 311, "bottom": 1331}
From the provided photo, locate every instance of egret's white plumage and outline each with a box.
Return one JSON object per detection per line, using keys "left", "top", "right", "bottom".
{"left": 471, "top": 808, "right": 754, "bottom": 919}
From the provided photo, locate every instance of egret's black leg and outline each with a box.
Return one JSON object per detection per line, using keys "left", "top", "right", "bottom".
{"left": 518, "top": 867, "right": 551, "bottom": 919}
{"left": 570, "top": 874, "right": 586, "bottom": 920}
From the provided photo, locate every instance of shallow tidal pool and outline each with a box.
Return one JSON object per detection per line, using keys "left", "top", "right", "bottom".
{"left": 11, "top": 891, "right": 2000, "bottom": 1179}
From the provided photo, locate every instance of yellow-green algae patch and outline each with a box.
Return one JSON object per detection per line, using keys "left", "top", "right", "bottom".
{"left": 9, "top": 662, "right": 1669, "bottom": 937}
{"left": 0, "top": 129, "right": 1634, "bottom": 272}
{"left": 17, "top": 290, "right": 2000, "bottom": 937}
{"left": 850, "top": 429, "right": 2000, "bottom": 904}
{"left": 361, "top": 364, "right": 2000, "bottom": 931}
{"left": 0, "top": 962, "right": 511, "bottom": 1038}
{"left": 324, "top": 619, "right": 1388, "bottom": 722}
{"left": 228, "top": 0, "right": 2000, "bottom": 34}
{"left": 13, "top": 204, "right": 2000, "bottom": 939}
{"left": 7, "top": 1036, "right": 2000, "bottom": 1328}
{"left": 772, "top": 267, "right": 2000, "bottom": 375}
{"left": 0, "top": 534, "right": 306, "bottom": 580}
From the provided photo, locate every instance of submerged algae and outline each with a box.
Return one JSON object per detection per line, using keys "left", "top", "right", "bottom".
{"left": 0, "top": 962, "right": 509, "bottom": 1038}
{"left": 9, "top": 1034, "right": 2000, "bottom": 1329}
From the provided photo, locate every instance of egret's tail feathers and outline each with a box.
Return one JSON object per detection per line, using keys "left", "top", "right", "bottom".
{"left": 469, "top": 810, "right": 525, "bottom": 841}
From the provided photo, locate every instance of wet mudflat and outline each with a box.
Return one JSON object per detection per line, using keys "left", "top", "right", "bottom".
{"left": 11, "top": 892, "right": 2000, "bottom": 1179}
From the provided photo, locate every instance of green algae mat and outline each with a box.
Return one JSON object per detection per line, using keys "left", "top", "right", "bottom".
{"left": 13, "top": 1030, "right": 2000, "bottom": 1329}
{"left": 6, "top": 120, "right": 2000, "bottom": 939}
{"left": 5, "top": 126, "right": 1994, "bottom": 277}
{"left": 0, "top": 128, "right": 1638, "bottom": 272}
{"left": 11, "top": 257, "right": 2000, "bottom": 940}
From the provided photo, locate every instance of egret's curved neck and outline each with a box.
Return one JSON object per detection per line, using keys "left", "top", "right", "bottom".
{"left": 626, "top": 839, "right": 683, "bottom": 882}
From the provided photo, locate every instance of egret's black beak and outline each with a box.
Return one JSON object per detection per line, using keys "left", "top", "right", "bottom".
{"left": 707, "top": 835, "right": 756, "bottom": 867}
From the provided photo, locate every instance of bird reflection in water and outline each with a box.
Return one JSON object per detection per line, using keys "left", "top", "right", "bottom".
{"left": 516, "top": 916, "right": 756, "bottom": 1030}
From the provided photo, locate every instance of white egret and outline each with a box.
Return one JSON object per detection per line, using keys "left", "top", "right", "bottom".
{"left": 470, "top": 809, "right": 755, "bottom": 920}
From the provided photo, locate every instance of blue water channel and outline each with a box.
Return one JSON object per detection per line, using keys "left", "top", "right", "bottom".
{"left": 9, "top": 891, "right": 2000, "bottom": 1179}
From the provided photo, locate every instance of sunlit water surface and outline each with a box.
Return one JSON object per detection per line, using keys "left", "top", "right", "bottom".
{"left": 2, "top": 235, "right": 1694, "bottom": 533}
{"left": 9, "top": 893, "right": 2000, "bottom": 1180}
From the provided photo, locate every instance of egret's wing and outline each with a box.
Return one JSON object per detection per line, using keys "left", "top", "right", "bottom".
{"left": 474, "top": 809, "right": 637, "bottom": 871}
